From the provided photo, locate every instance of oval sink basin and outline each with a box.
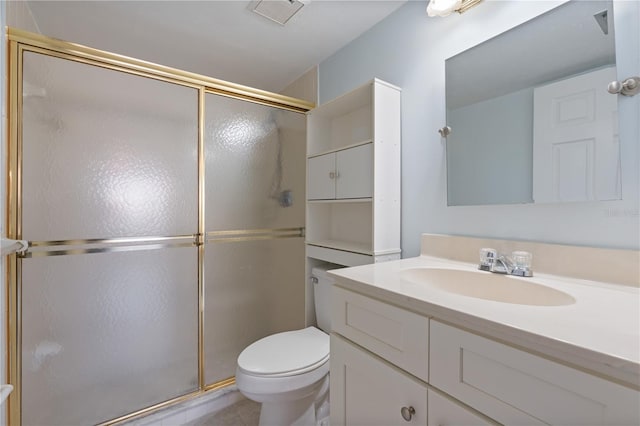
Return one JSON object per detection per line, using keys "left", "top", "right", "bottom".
{"left": 400, "top": 267, "right": 575, "bottom": 306}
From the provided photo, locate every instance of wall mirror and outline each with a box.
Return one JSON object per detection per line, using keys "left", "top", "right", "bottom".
{"left": 446, "top": 0, "right": 620, "bottom": 206}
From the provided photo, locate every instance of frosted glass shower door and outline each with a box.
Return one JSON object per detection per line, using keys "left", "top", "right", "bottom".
{"left": 19, "top": 52, "right": 199, "bottom": 425}
{"left": 21, "top": 52, "right": 199, "bottom": 240}
{"left": 203, "top": 94, "right": 306, "bottom": 384}
{"left": 21, "top": 249, "right": 199, "bottom": 425}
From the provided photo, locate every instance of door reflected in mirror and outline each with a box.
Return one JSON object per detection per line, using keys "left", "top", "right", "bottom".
{"left": 446, "top": 0, "right": 619, "bottom": 206}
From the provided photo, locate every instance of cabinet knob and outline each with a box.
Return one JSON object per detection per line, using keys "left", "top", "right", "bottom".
{"left": 329, "top": 171, "right": 335, "bottom": 179}
{"left": 438, "top": 125, "right": 452, "bottom": 137}
{"left": 400, "top": 406, "right": 415, "bottom": 421}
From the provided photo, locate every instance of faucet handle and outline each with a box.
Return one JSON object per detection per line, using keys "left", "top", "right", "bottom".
{"left": 478, "top": 248, "right": 497, "bottom": 271}
{"left": 511, "top": 251, "right": 533, "bottom": 277}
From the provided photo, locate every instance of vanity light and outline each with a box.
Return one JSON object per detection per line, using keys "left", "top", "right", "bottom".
{"left": 426, "top": 0, "right": 482, "bottom": 17}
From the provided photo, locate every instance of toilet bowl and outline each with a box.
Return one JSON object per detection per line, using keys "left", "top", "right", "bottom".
{"left": 236, "top": 266, "right": 334, "bottom": 426}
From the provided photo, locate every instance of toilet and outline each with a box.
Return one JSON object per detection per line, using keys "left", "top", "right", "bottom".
{"left": 235, "top": 266, "right": 334, "bottom": 426}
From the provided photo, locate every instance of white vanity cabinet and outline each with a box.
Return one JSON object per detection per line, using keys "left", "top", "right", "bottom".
{"left": 330, "top": 286, "right": 640, "bottom": 426}
{"left": 331, "top": 286, "right": 494, "bottom": 426}
{"left": 331, "top": 335, "right": 493, "bottom": 426}
{"left": 306, "top": 78, "right": 400, "bottom": 267}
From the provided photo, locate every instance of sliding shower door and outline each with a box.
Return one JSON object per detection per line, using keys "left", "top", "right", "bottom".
{"left": 9, "top": 31, "right": 310, "bottom": 425}
{"left": 19, "top": 52, "right": 199, "bottom": 425}
{"left": 203, "top": 94, "right": 306, "bottom": 385}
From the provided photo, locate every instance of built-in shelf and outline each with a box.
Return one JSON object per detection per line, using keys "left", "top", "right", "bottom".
{"left": 307, "top": 139, "right": 373, "bottom": 159}
{"left": 306, "top": 240, "right": 373, "bottom": 256}
{"left": 307, "top": 80, "right": 374, "bottom": 157}
{"left": 307, "top": 198, "right": 372, "bottom": 204}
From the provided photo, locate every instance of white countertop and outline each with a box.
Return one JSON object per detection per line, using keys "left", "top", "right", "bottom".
{"left": 328, "top": 255, "right": 640, "bottom": 388}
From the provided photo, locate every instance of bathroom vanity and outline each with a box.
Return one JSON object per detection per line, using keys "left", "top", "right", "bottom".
{"left": 328, "top": 235, "right": 640, "bottom": 425}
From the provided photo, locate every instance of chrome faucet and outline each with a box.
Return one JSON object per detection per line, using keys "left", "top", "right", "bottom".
{"left": 479, "top": 248, "right": 533, "bottom": 277}
{"left": 490, "top": 255, "right": 513, "bottom": 274}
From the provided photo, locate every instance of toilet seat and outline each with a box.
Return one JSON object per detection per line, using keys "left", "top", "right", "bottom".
{"left": 237, "top": 327, "right": 329, "bottom": 378}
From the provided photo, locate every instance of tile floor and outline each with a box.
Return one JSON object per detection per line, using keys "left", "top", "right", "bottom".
{"left": 188, "top": 398, "right": 260, "bottom": 426}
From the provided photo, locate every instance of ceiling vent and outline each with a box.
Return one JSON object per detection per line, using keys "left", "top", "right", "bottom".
{"left": 249, "top": 0, "right": 307, "bottom": 26}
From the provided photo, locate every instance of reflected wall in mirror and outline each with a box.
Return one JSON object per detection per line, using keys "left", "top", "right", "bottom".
{"left": 446, "top": 0, "right": 620, "bottom": 206}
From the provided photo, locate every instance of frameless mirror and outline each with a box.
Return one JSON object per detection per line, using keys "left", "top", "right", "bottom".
{"left": 446, "top": 1, "right": 619, "bottom": 206}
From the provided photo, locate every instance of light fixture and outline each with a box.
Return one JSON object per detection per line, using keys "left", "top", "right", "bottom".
{"left": 426, "top": 0, "right": 482, "bottom": 17}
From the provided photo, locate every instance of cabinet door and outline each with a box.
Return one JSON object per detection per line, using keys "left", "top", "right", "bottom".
{"left": 428, "top": 389, "right": 496, "bottom": 426}
{"left": 308, "top": 153, "right": 336, "bottom": 200}
{"left": 430, "top": 321, "right": 640, "bottom": 426}
{"left": 331, "top": 334, "right": 427, "bottom": 426}
{"left": 336, "top": 143, "right": 373, "bottom": 199}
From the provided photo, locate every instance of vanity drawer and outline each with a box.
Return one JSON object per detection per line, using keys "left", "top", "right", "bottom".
{"left": 430, "top": 320, "right": 640, "bottom": 426}
{"left": 332, "top": 286, "right": 429, "bottom": 381}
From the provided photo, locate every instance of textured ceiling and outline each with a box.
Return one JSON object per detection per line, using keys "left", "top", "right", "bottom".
{"left": 27, "top": 0, "right": 407, "bottom": 93}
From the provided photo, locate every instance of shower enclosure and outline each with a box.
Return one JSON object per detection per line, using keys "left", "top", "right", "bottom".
{"left": 5, "top": 29, "right": 311, "bottom": 425}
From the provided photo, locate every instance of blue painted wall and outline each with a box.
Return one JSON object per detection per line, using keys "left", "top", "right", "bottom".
{"left": 319, "top": 0, "right": 639, "bottom": 256}
{"left": 447, "top": 87, "right": 533, "bottom": 206}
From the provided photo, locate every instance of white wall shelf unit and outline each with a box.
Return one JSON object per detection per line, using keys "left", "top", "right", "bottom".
{"left": 305, "top": 78, "right": 401, "bottom": 267}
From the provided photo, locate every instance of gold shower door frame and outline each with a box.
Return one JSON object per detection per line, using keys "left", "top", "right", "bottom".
{"left": 5, "top": 28, "right": 313, "bottom": 426}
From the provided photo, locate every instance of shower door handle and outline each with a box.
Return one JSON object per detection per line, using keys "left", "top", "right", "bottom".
{"left": 1, "top": 238, "right": 29, "bottom": 256}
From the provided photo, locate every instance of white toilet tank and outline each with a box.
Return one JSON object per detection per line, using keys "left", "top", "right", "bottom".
{"left": 311, "top": 266, "right": 335, "bottom": 333}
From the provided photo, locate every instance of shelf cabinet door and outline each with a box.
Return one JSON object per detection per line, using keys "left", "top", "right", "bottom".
{"left": 336, "top": 143, "right": 373, "bottom": 199}
{"left": 308, "top": 153, "right": 336, "bottom": 200}
{"left": 331, "top": 334, "right": 428, "bottom": 426}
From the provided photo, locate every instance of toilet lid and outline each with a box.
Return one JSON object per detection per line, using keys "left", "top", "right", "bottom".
{"left": 237, "top": 327, "right": 329, "bottom": 377}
